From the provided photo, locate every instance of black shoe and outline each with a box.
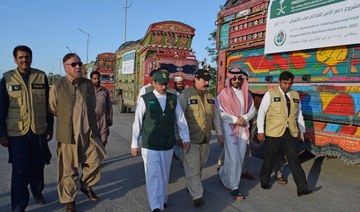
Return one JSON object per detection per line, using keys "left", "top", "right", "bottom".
{"left": 65, "top": 201, "right": 76, "bottom": 212}
{"left": 80, "top": 187, "right": 99, "bottom": 202}
{"left": 152, "top": 209, "right": 160, "bottom": 212}
{"left": 297, "top": 189, "right": 312, "bottom": 196}
{"left": 241, "top": 172, "right": 255, "bottom": 180}
{"left": 193, "top": 197, "right": 205, "bottom": 207}
{"left": 261, "top": 183, "right": 271, "bottom": 189}
{"left": 34, "top": 194, "right": 47, "bottom": 205}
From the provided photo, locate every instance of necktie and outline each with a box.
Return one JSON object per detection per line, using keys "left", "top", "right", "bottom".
{"left": 284, "top": 93, "right": 290, "bottom": 117}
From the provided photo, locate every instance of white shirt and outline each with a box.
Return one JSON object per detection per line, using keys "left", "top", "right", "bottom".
{"left": 257, "top": 86, "right": 306, "bottom": 134}
{"left": 132, "top": 89, "right": 190, "bottom": 148}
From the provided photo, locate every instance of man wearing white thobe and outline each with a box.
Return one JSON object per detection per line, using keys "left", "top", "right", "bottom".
{"left": 215, "top": 68, "right": 255, "bottom": 200}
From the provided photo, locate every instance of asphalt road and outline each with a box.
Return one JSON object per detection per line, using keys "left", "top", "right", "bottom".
{"left": 0, "top": 106, "right": 359, "bottom": 212}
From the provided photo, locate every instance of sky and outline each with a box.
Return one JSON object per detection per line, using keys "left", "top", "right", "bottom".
{"left": 0, "top": 0, "right": 224, "bottom": 76}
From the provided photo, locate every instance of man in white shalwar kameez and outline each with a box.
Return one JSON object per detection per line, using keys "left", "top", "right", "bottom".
{"left": 215, "top": 68, "right": 255, "bottom": 200}
{"left": 131, "top": 70, "right": 190, "bottom": 212}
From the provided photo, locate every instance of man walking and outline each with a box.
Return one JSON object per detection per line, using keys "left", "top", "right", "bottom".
{"left": 0, "top": 45, "right": 53, "bottom": 212}
{"left": 178, "top": 69, "right": 222, "bottom": 207}
{"left": 90, "top": 71, "right": 113, "bottom": 147}
{"left": 49, "top": 53, "right": 106, "bottom": 212}
{"left": 216, "top": 68, "right": 255, "bottom": 200}
{"left": 131, "top": 70, "right": 190, "bottom": 212}
{"left": 257, "top": 71, "right": 312, "bottom": 196}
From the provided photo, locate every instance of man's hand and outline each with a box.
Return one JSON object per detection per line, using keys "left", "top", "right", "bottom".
{"left": 131, "top": 148, "right": 139, "bottom": 156}
{"left": 183, "top": 142, "right": 190, "bottom": 153}
{"left": 217, "top": 135, "right": 224, "bottom": 145}
{"left": 108, "top": 119, "right": 113, "bottom": 127}
{"left": 236, "top": 116, "right": 246, "bottom": 126}
{"left": 0, "top": 136, "right": 8, "bottom": 147}
{"left": 46, "top": 131, "right": 53, "bottom": 142}
{"left": 298, "top": 133, "right": 304, "bottom": 142}
{"left": 257, "top": 133, "right": 265, "bottom": 143}
{"left": 176, "top": 139, "right": 183, "bottom": 148}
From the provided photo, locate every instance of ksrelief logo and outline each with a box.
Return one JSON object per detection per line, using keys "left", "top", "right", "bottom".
{"left": 274, "top": 30, "right": 286, "bottom": 46}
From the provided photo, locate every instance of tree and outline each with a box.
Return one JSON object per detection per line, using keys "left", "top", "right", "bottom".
{"left": 204, "top": 29, "right": 218, "bottom": 95}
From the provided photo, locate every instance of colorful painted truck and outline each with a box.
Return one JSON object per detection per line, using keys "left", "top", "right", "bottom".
{"left": 115, "top": 21, "right": 198, "bottom": 112}
{"left": 216, "top": 0, "right": 360, "bottom": 164}
{"left": 94, "top": 53, "right": 116, "bottom": 98}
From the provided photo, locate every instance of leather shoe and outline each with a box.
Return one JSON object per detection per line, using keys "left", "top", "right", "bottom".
{"left": 193, "top": 197, "right": 205, "bottom": 207}
{"left": 152, "top": 209, "right": 160, "bottom": 212}
{"left": 241, "top": 172, "right": 255, "bottom": 180}
{"left": 261, "top": 183, "right": 271, "bottom": 189}
{"left": 297, "top": 189, "right": 312, "bottom": 196}
{"left": 80, "top": 187, "right": 99, "bottom": 201}
{"left": 65, "top": 201, "right": 76, "bottom": 212}
{"left": 34, "top": 194, "right": 46, "bottom": 205}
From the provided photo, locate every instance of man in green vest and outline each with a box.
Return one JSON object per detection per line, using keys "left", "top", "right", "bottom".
{"left": 257, "top": 71, "right": 312, "bottom": 196}
{"left": 0, "top": 45, "right": 54, "bottom": 211}
{"left": 178, "top": 69, "right": 222, "bottom": 207}
{"left": 131, "top": 70, "right": 190, "bottom": 212}
{"left": 49, "top": 53, "right": 106, "bottom": 212}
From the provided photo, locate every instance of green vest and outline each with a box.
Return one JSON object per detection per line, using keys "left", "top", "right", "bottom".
{"left": 142, "top": 92, "right": 177, "bottom": 150}
{"left": 4, "top": 69, "right": 47, "bottom": 136}
{"left": 53, "top": 77, "right": 99, "bottom": 144}
{"left": 265, "top": 87, "right": 300, "bottom": 137}
{"left": 181, "top": 86, "right": 214, "bottom": 144}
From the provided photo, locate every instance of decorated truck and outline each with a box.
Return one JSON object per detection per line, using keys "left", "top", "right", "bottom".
{"left": 115, "top": 21, "right": 198, "bottom": 112}
{"left": 93, "top": 53, "right": 116, "bottom": 98}
{"left": 216, "top": 0, "right": 360, "bottom": 164}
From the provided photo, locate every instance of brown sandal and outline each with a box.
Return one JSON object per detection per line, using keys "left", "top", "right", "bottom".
{"left": 276, "top": 176, "right": 287, "bottom": 185}
{"left": 231, "top": 189, "right": 245, "bottom": 201}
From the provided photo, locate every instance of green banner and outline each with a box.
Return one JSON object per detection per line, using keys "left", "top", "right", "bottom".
{"left": 220, "top": 23, "right": 229, "bottom": 49}
{"left": 270, "top": 0, "right": 346, "bottom": 19}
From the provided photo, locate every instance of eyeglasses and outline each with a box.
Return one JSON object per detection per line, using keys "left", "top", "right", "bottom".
{"left": 155, "top": 81, "right": 168, "bottom": 86}
{"left": 231, "top": 76, "right": 243, "bottom": 81}
{"left": 65, "top": 62, "right": 83, "bottom": 67}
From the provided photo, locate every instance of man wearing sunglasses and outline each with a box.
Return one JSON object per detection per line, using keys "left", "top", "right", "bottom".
{"left": 0, "top": 45, "right": 54, "bottom": 212}
{"left": 178, "top": 69, "right": 222, "bottom": 207}
{"left": 131, "top": 70, "right": 190, "bottom": 212}
{"left": 215, "top": 68, "right": 255, "bottom": 201}
{"left": 49, "top": 53, "right": 106, "bottom": 212}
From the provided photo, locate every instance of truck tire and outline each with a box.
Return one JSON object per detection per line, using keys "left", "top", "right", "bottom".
{"left": 118, "top": 94, "right": 127, "bottom": 113}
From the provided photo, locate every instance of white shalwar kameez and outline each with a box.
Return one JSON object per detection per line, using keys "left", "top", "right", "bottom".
{"left": 216, "top": 88, "right": 255, "bottom": 190}
{"left": 132, "top": 90, "right": 189, "bottom": 211}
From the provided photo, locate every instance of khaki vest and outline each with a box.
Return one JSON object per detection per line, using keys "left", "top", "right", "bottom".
{"left": 53, "top": 77, "right": 99, "bottom": 144}
{"left": 181, "top": 86, "right": 214, "bottom": 144}
{"left": 4, "top": 69, "right": 47, "bottom": 136}
{"left": 265, "top": 87, "right": 300, "bottom": 137}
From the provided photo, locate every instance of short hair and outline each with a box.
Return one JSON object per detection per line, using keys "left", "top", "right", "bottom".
{"left": 90, "top": 71, "right": 101, "bottom": 79}
{"left": 13, "top": 45, "right": 32, "bottom": 58}
{"left": 279, "top": 71, "right": 294, "bottom": 81}
{"left": 63, "top": 53, "right": 79, "bottom": 64}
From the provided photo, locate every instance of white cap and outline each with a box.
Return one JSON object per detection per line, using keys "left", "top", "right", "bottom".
{"left": 174, "top": 76, "right": 184, "bottom": 82}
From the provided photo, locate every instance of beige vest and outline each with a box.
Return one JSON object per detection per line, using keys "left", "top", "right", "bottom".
{"left": 53, "top": 77, "right": 99, "bottom": 144}
{"left": 182, "top": 86, "right": 214, "bottom": 144}
{"left": 265, "top": 87, "right": 300, "bottom": 137}
{"left": 4, "top": 69, "right": 47, "bottom": 136}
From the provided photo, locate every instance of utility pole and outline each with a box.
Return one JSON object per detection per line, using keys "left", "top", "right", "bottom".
{"left": 123, "top": 0, "right": 132, "bottom": 43}
{"left": 78, "top": 28, "right": 92, "bottom": 64}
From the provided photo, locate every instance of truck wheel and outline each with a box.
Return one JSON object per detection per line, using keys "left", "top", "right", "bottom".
{"left": 118, "top": 94, "right": 127, "bottom": 113}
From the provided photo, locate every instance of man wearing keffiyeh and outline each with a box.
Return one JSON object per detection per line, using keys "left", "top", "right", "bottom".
{"left": 215, "top": 68, "right": 256, "bottom": 200}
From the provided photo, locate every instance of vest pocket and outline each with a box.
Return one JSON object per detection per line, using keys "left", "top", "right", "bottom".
{"left": 8, "top": 91, "right": 22, "bottom": 107}
{"left": 188, "top": 104, "right": 199, "bottom": 117}
{"left": 33, "top": 90, "right": 46, "bottom": 104}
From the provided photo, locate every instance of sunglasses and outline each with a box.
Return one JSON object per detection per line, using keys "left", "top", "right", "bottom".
{"left": 155, "top": 81, "right": 168, "bottom": 86}
{"left": 231, "top": 76, "right": 243, "bottom": 81}
{"left": 66, "top": 62, "right": 83, "bottom": 67}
